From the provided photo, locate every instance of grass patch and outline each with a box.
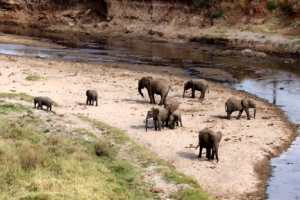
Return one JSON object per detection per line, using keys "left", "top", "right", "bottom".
{"left": 0, "top": 106, "right": 212, "bottom": 199}
{"left": 267, "top": 0, "right": 278, "bottom": 10}
{"left": 0, "top": 103, "right": 29, "bottom": 113}
{"left": 211, "top": 8, "right": 224, "bottom": 19}
{"left": 0, "top": 92, "right": 59, "bottom": 107}
{"left": 170, "top": 187, "right": 213, "bottom": 200}
{"left": 25, "top": 74, "right": 44, "bottom": 81}
{"left": 70, "top": 128, "right": 96, "bottom": 139}
{"left": 0, "top": 92, "right": 35, "bottom": 102}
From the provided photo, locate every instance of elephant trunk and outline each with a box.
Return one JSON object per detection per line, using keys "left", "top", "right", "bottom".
{"left": 183, "top": 88, "right": 186, "bottom": 98}
{"left": 138, "top": 84, "right": 144, "bottom": 98}
{"left": 254, "top": 107, "right": 256, "bottom": 119}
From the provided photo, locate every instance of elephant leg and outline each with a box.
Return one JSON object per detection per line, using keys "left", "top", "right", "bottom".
{"left": 86, "top": 98, "right": 89, "bottom": 105}
{"left": 227, "top": 112, "right": 231, "bottom": 120}
{"left": 157, "top": 118, "right": 162, "bottom": 131}
{"left": 198, "top": 146, "right": 203, "bottom": 158}
{"left": 215, "top": 148, "right": 219, "bottom": 162}
{"left": 96, "top": 99, "right": 98, "bottom": 106}
{"left": 206, "top": 147, "right": 211, "bottom": 159}
{"left": 244, "top": 108, "right": 250, "bottom": 120}
{"left": 158, "top": 94, "right": 165, "bottom": 105}
{"left": 192, "top": 89, "right": 195, "bottom": 98}
{"left": 179, "top": 119, "right": 182, "bottom": 127}
{"left": 211, "top": 149, "right": 215, "bottom": 160}
{"left": 237, "top": 109, "right": 244, "bottom": 119}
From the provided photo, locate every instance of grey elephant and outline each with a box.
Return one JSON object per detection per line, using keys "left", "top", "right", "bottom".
{"left": 195, "top": 128, "right": 222, "bottom": 162}
{"left": 34, "top": 96, "right": 52, "bottom": 111}
{"left": 183, "top": 79, "right": 209, "bottom": 99}
{"left": 86, "top": 90, "right": 98, "bottom": 106}
{"left": 138, "top": 77, "right": 172, "bottom": 105}
{"left": 225, "top": 97, "right": 256, "bottom": 120}
{"left": 168, "top": 110, "right": 182, "bottom": 129}
{"left": 164, "top": 97, "right": 179, "bottom": 115}
{"left": 145, "top": 107, "right": 169, "bottom": 131}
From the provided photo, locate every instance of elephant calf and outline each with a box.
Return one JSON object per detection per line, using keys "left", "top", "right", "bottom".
{"left": 34, "top": 96, "right": 52, "bottom": 111}
{"left": 168, "top": 110, "right": 182, "bottom": 129}
{"left": 183, "top": 79, "right": 209, "bottom": 99}
{"left": 86, "top": 90, "right": 98, "bottom": 106}
{"left": 225, "top": 97, "right": 256, "bottom": 120}
{"left": 195, "top": 128, "right": 222, "bottom": 162}
{"left": 145, "top": 107, "right": 168, "bottom": 131}
{"left": 164, "top": 97, "right": 179, "bottom": 115}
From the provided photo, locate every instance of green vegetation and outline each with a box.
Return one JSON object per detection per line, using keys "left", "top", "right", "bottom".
{"left": 0, "top": 102, "right": 212, "bottom": 199}
{"left": 192, "top": 0, "right": 208, "bottom": 9}
{"left": 211, "top": 8, "right": 224, "bottom": 19}
{"left": 0, "top": 92, "right": 35, "bottom": 102}
{"left": 267, "top": 0, "right": 278, "bottom": 10}
{"left": 25, "top": 74, "right": 44, "bottom": 81}
{"left": 0, "top": 92, "right": 59, "bottom": 107}
{"left": 0, "top": 103, "right": 29, "bottom": 113}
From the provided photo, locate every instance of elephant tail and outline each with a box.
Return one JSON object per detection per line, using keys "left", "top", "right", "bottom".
{"left": 195, "top": 144, "right": 199, "bottom": 150}
{"left": 207, "top": 85, "right": 209, "bottom": 94}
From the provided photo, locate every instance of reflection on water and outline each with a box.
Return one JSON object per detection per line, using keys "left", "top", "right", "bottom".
{"left": 0, "top": 25, "right": 300, "bottom": 199}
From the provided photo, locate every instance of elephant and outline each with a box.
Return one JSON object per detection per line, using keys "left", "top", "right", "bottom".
{"left": 183, "top": 79, "right": 209, "bottom": 99}
{"left": 34, "top": 96, "right": 52, "bottom": 111}
{"left": 195, "top": 128, "right": 222, "bottom": 162}
{"left": 145, "top": 107, "right": 169, "bottom": 131}
{"left": 86, "top": 90, "right": 98, "bottom": 106}
{"left": 138, "top": 77, "right": 172, "bottom": 105}
{"left": 225, "top": 97, "right": 256, "bottom": 120}
{"left": 164, "top": 97, "right": 179, "bottom": 115}
{"left": 168, "top": 110, "right": 182, "bottom": 129}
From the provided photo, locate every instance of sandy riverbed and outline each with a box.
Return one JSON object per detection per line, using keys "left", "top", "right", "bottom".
{"left": 0, "top": 34, "right": 298, "bottom": 199}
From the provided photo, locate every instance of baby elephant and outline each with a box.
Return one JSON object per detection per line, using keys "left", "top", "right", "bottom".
{"left": 168, "top": 110, "right": 182, "bottom": 129}
{"left": 225, "top": 97, "right": 256, "bottom": 120}
{"left": 86, "top": 90, "right": 98, "bottom": 106}
{"left": 195, "top": 128, "right": 222, "bottom": 162}
{"left": 183, "top": 79, "right": 209, "bottom": 99}
{"left": 34, "top": 96, "right": 52, "bottom": 111}
{"left": 145, "top": 107, "right": 168, "bottom": 132}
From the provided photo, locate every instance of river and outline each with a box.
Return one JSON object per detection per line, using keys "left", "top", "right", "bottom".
{"left": 0, "top": 25, "right": 299, "bottom": 199}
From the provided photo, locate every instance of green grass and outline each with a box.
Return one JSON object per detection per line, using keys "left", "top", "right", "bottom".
{"left": 267, "top": 0, "right": 278, "bottom": 10}
{"left": 0, "top": 105, "right": 212, "bottom": 199}
{"left": 0, "top": 92, "right": 59, "bottom": 107}
{"left": 211, "top": 8, "right": 224, "bottom": 19}
{"left": 0, "top": 103, "right": 29, "bottom": 113}
{"left": 25, "top": 74, "right": 44, "bottom": 81}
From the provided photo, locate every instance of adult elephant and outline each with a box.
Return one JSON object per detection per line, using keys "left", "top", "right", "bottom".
{"left": 183, "top": 79, "right": 209, "bottom": 99}
{"left": 225, "top": 97, "right": 256, "bottom": 120}
{"left": 138, "top": 77, "right": 172, "bottom": 105}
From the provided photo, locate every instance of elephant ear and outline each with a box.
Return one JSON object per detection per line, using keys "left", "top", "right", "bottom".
{"left": 152, "top": 108, "right": 160, "bottom": 117}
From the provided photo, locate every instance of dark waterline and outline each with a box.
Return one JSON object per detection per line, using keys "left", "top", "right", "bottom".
{"left": 0, "top": 26, "right": 299, "bottom": 199}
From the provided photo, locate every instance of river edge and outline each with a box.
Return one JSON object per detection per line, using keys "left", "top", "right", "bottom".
{"left": 0, "top": 33, "right": 299, "bottom": 199}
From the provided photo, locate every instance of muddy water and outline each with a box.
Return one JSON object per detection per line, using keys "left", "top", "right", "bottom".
{"left": 0, "top": 26, "right": 299, "bottom": 199}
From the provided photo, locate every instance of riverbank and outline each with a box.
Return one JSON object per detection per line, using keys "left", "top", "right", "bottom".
{"left": 0, "top": 34, "right": 298, "bottom": 199}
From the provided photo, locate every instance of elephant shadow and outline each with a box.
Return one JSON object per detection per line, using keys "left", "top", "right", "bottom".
{"left": 120, "top": 98, "right": 150, "bottom": 104}
{"left": 76, "top": 102, "right": 86, "bottom": 106}
{"left": 211, "top": 115, "right": 227, "bottom": 120}
{"left": 131, "top": 124, "right": 153, "bottom": 130}
{"left": 177, "top": 151, "right": 213, "bottom": 162}
{"left": 176, "top": 151, "right": 200, "bottom": 161}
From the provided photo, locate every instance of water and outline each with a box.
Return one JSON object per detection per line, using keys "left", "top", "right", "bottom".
{"left": 0, "top": 26, "right": 299, "bottom": 199}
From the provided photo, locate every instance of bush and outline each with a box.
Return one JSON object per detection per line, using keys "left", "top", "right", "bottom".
{"left": 211, "top": 8, "right": 224, "bottom": 19}
{"left": 267, "top": 0, "right": 278, "bottom": 10}
{"left": 94, "top": 140, "right": 115, "bottom": 158}
{"left": 192, "top": 0, "right": 208, "bottom": 9}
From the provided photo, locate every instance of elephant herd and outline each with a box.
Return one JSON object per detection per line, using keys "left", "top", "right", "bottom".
{"left": 33, "top": 76, "right": 256, "bottom": 162}
{"left": 137, "top": 76, "right": 257, "bottom": 162}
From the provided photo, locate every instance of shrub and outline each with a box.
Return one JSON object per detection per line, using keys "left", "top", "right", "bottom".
{"left": 94, "top": 139, "right": 115, "bottom": 158}
{"left": 25, "top": 74, "right": 43, "bottom": 81}
{"left": 267, "top": 0, "right": 278, "bottom": 10}
{"left": 192, "top": 0, "right": 208, "bottom": 9}
{"left": 211, "top": 8, "right": 224, "bottom": 19}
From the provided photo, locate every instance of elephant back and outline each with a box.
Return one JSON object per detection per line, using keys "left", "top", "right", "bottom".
{"left": 164, "top": 97, "right": 179, "bottom": 114}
